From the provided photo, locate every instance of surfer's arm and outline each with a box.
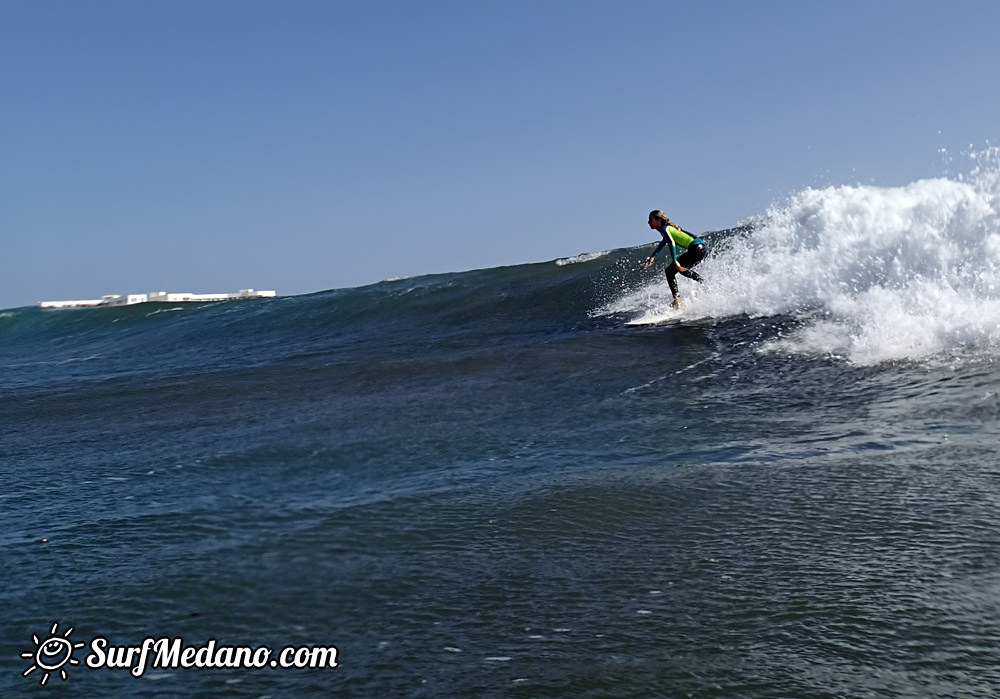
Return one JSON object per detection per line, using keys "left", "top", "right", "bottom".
{"left": 645, "top": 239, "right": 667, "bottom": 265}
{"left": 644, "top": 229, "right": 678, "bottom": 267}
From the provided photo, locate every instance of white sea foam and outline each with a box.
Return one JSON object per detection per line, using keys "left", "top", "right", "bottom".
{"left": 556, "top": 251, "right": 611, "bottom": 266}
{"left": 606, "top": 150, "right": 1000, "bottom": 365}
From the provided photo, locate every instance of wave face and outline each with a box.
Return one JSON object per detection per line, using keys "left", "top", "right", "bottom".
{"left": 603, "top": 151, "right": 1000, "bottom": 365}
{"left": 4, "top": 161, "right": 1000, "bottom": 696}
{"left": 6, "top": 154, "right": 1000, "bottom": 370}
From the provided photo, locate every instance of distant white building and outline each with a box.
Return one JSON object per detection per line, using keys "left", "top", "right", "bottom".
{"left": 38, "top": 298, "right": 105, "bottom": 309}
{"left": 39, "top": 289, "right": 276, "bottom": 309}
{"left": 102, "top": 294, "right": 149, "bottom": 306}
{"left": 147, "top": 289, "right": 276, "bottom": 303}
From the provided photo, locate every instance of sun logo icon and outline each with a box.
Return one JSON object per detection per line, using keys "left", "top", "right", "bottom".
{"left": 21, "top": 621, "right": 85, "bottom": 686}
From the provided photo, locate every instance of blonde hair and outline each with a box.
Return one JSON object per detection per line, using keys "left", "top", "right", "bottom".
{"left": 649, "top": 209, "right": 685, "bottom": 232}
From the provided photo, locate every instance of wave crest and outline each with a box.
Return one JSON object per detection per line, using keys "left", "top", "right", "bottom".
{"left": 609, "top": 152, "right": 1000, "bottom": 365}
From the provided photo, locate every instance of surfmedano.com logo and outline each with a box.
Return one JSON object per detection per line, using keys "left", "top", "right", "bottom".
{"left": 20, "top": 620, "right": 340, "bottom": 686}
{"left": 21, "top": 622, "right": 85, "bottom": 686}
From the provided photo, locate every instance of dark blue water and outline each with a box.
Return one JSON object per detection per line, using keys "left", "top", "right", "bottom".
{"left": 4, "top": 234, "right": 1000, "bottom": 696}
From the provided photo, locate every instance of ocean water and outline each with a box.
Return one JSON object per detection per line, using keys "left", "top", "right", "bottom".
{"left": 4, "top": 160, "right": 1000, "bottom": 696}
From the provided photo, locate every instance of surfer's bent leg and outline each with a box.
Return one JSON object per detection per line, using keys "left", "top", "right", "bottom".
{"left": 666, "top": 244, "right": 707, "bottom": 295}
{"left": 681, "top": 268, "right": 703, "bottom": 283}
{"left": 677, "top": 243, "right": 705, "bottom": 274}
{"left": 665, "top": 265, "right": 680, "bottom": 298}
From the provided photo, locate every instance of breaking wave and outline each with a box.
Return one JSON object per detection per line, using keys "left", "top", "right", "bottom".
{"left": 603, "top": 150, "right": 1000, "bottom": 365}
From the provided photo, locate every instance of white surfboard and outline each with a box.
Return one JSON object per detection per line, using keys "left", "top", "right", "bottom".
{"left": 624, "top": 311, "right": 681, "bottom": 327}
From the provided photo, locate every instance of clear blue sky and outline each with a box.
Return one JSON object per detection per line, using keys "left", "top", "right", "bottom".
{"left": 3, "top": 0, "right": 998, "bottom": 309}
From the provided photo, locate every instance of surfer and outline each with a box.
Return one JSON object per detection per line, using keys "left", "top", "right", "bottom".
{"left": 642, "top": 209, "right": 706, "bottom": 308}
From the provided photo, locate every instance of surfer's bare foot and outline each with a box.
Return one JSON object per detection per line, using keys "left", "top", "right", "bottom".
{"left": 671, "top": 298, "right": 681, "bottom": 309}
